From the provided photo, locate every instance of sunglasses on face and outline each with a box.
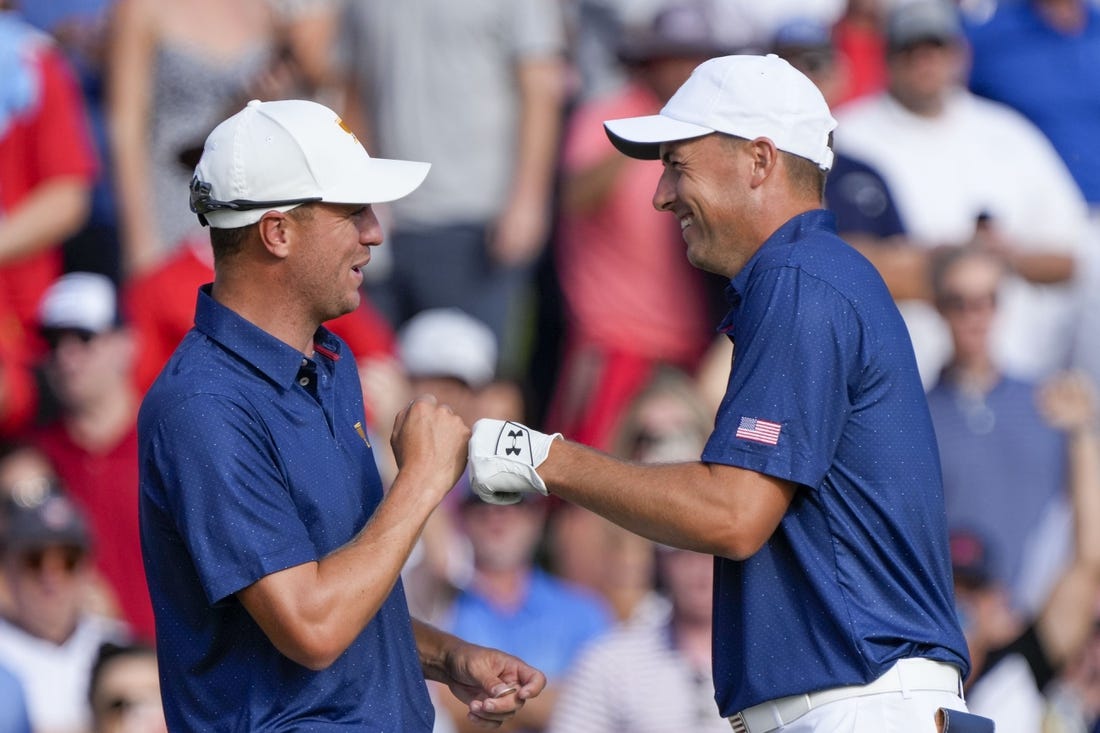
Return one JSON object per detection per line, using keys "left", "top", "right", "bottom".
{"left": 98, "top": 694, "right": 159, "bottom": 718}
{"left": 40, "top": 327, "right": 99, "bottom": 351}
{"left": 17, "top": 545, "right": 85, "bottom": 574}
{"left": 936, "top": 292, "right": 998, "bottom": 314}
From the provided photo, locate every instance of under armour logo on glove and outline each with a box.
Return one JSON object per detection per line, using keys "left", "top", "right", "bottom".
{"left": 468, "top": 419, "right": 562, "bottom": 504}
{"left": 498, "top": 426, "right": 535, "bottom": 461}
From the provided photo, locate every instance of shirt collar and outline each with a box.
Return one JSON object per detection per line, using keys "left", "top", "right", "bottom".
{"left": 719, "top": 209, "right": 837, "bottom": 332}
{"left": 192, "top": 285, "right": 343, "bottom": 389}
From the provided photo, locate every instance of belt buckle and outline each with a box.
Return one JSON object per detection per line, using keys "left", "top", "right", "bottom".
{"left": 729, "top": 713, "right": 749, "bottom": 733}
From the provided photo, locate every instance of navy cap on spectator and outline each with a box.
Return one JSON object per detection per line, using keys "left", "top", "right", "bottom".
{"left": 2, "top": 493, "right": 91, "bottom": 554}
{"left": 949, "top": 528, "right": 993, "bottom": 588}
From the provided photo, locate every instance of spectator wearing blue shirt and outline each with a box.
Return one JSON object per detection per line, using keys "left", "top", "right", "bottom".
{"left": 466, "top": 55, "right": 989, "bottom": 732}
{"left": 439, "top": 484, "right": 612, "bottom": 732}
{"left": 965, "top": 0, "right": 1100, "bottom": 432}
{"left": 926, "top": 245, "right": 1074, "bottom": 614}
{"left": 138, "top": 99, "right": 546, "bottom": 732}
{"left": 966, "top": 0, "right": 1100, "bottom": 208}
{"left": 0, "top": 659, "right": 30, "bottom": 733}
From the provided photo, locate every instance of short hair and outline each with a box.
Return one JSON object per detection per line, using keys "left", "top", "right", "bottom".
{"left": 208, "top": 204, "right": 318, "bottom": 263}
{"left": 88, "top": 641, "right": 157, "bottom": 706}
{"left": 783, "top": 151, "right": 828, "bottom": 201}
{"left": 928, "top": 244, "right": 1005, "bottom": 305}
{"left": 208, "top": 224, "right": 251, "bottom": 263}
{"left": 719, "top": 133, "right": 828, "bottom": 200}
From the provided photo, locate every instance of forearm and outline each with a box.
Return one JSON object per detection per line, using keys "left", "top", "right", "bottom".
{"left": 239, "top": 471, "right": 443, "bottom": 669}
{"left": 1004, "top": 249, "right": 1075, "bottom": 284}
{"left": 106, "top": 0, "right": 160, "bottom": 269}
{"left": 560, "top": 154, "right": 628, "bottom": 215}
{"left": 539, "top": 440, "right": 793, "bottom": 559}
{"left": 511, "top": 57, "right": 565, "bottom": 210}
{"left": 1069, "top": 425, "right": 1100, "bottom": 570}
{"left": 0, "top": 178, "right": 90, "bottom": 264}
{"left": 413, "top": 618, "right": 464, "bottom": 683}
{"left": 1036, "top": 421, "right": 1100, "bottom": 666}
{"left": 846, "top": 238, "right": 932, "bottom": 301}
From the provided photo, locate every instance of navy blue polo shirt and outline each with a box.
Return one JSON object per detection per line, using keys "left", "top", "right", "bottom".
{"left": 701, "top": 210, "right": 970, "bottom": 715}
{"left": 138, "top": 286, "right": 433, "bottom": 732}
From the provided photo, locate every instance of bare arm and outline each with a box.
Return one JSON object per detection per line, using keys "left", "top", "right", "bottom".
{"left": 0, "top": 178, "right": 89, "bottom": 265}
{"left": 973, "top": 220, "right": 1076, "bottom": 285}
{"left": 845, "top": 236, "right": 934, "bottom": 302}
{"left": 1034, "top": 372, "right": 1100, "bottom": 667}
{"left": 538, "top": 440, "right": 796, "bottom": 560}
{"left": 1001, "top": 249, "right": 1075, "bottom": 285}
{"left": 415, "top": 619, "right": 548, "bottom": 728}
{"left": 559, "top": 151, "right": 629, "bottom": 216}
{"left": 105, "top": 0, "right": 161, "bottom": 275}
{"left": 237, "top": 397, "right": 469, "bottom": 670}
{"left": 489, "top": 55, "right": 566, "bottom": 267}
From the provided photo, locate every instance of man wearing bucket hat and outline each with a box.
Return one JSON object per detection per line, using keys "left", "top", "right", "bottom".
{"left": 138, "top": 98, "right": 545, "bottom": 731}
{"left": 468, "top": 55, "right": 992, "bottom": 731}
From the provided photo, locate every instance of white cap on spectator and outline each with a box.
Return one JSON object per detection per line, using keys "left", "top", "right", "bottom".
{"left": 192, "top": 99, "right": 430, "bottom": 229}
{"left": 37, "top": 272, "right": 119, "bottom": 333}
{"left": 398, "top": 309, "right": 498, "bottom": 389}
{"left": 604, "top": 54, "right": 837, "bottom": 170}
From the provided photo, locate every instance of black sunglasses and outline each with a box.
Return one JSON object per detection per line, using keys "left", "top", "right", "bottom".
{"left": 189, "top": 177, "right": 321, "bottom": 227}
{"left": 40, "top": 327, "right": 98, "bottom": 350}
{"left": 18, "top": 545, "right": 85, "bottom": 574}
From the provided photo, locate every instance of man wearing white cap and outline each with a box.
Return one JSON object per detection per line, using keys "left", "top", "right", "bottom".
{"left": 137, "top": 99, "right": 545, "bottom": 731}
{"left": 467, "top": 55, "right": 990, "bottom": 731}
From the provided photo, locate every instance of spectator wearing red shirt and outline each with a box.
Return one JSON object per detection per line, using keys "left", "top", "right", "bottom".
{"left": 0, "top": 9, "right": 97, "bottom": 435}
{"left": 29, "top": 272, "right": 154, "bottom": 641}
{"left": 125, "top": 234, "right": 398, "bottom": 397}
{"left": 0, "top": 10, "right": 96, "bottom": 349}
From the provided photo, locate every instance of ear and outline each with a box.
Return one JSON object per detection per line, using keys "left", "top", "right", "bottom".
{"left": 747, "top": 137, "right": 779, "bottom": 188}
{"left": 256, "top": 211, "right": 293, "bottom": 259}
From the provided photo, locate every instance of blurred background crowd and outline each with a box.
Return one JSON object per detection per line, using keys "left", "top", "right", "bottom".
{"left": 1, "top": 0, "right": 1100, "bottom": 731}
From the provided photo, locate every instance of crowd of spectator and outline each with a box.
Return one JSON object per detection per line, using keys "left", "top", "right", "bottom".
{"left": 2, "top": 0, "right": 1100, "bottom": 730}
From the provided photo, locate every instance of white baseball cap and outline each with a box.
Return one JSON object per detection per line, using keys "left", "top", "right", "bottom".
{"left": 604, "top": 54, "right": 837, "bottom": 171}
{"left": 191, "top": 99, "right": 431, "bottom": 229}
{"left": 398, "top": 308, "right": 498, "bottom": 389}
{"left": 38, "top": 272, "right": 119, "bottom": 333}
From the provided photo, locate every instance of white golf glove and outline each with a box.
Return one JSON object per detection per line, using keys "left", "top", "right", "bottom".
{"left": 468, "top": 419, "right": 562, "bottom": 505}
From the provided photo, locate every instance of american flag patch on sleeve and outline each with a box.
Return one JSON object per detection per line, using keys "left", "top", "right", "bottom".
{"left": 735, "top": 416, "right": 781, "bottom": 445}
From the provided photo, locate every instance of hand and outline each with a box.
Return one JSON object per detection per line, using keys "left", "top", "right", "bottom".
{"left": 1038, "top": 370, "right": 1098, "bottom": 435}
{"left": 487, "top": 194, "right": 548, "bottom": 268}
{"left": 468, "top": 419, "right": 561, "bottom": 505}
{"left": 391, "top": 395, "right": 471, "bottom": 500}
{"left": 438, "top": 640, "right": 547, "bottom": 728}
{"left": 358, "top": 356, "right": 412, "bottom": 436}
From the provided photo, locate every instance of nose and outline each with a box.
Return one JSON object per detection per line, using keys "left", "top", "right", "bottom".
{"left": 359, "top": 208, "right": 384, "bottom": 246}
{"left": 652, "top": 168, "right": 677, "bottom": 213}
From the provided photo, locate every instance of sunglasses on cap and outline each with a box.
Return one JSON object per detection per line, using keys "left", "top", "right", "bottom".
{"left": 189, "top": 177, "right": 321, "bottom": 227}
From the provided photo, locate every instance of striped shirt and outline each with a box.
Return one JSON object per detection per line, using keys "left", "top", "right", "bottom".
{"left": 547, "top": 615, "right": 730, "bottom": 733}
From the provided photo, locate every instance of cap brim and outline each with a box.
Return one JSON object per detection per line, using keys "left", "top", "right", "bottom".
{"left": 324, "top": 157, "right": 431, "bottom": 205}
{"left": 603, "top": 115, "right": 715, "bottom": 160}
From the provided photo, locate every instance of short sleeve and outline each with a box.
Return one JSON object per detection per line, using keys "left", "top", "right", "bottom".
{"left": 703, "top": 266, "right": 862, "bottom": 489}
{"left": 146, "top": 393, "right": 318, "bottom": 604}
{"left": 511, "top": 0, "right": 566, "bottom": 58}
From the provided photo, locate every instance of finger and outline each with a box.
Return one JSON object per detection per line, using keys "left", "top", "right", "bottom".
{"left": 465, "top": 711, "right": 504, "bottom": 728}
